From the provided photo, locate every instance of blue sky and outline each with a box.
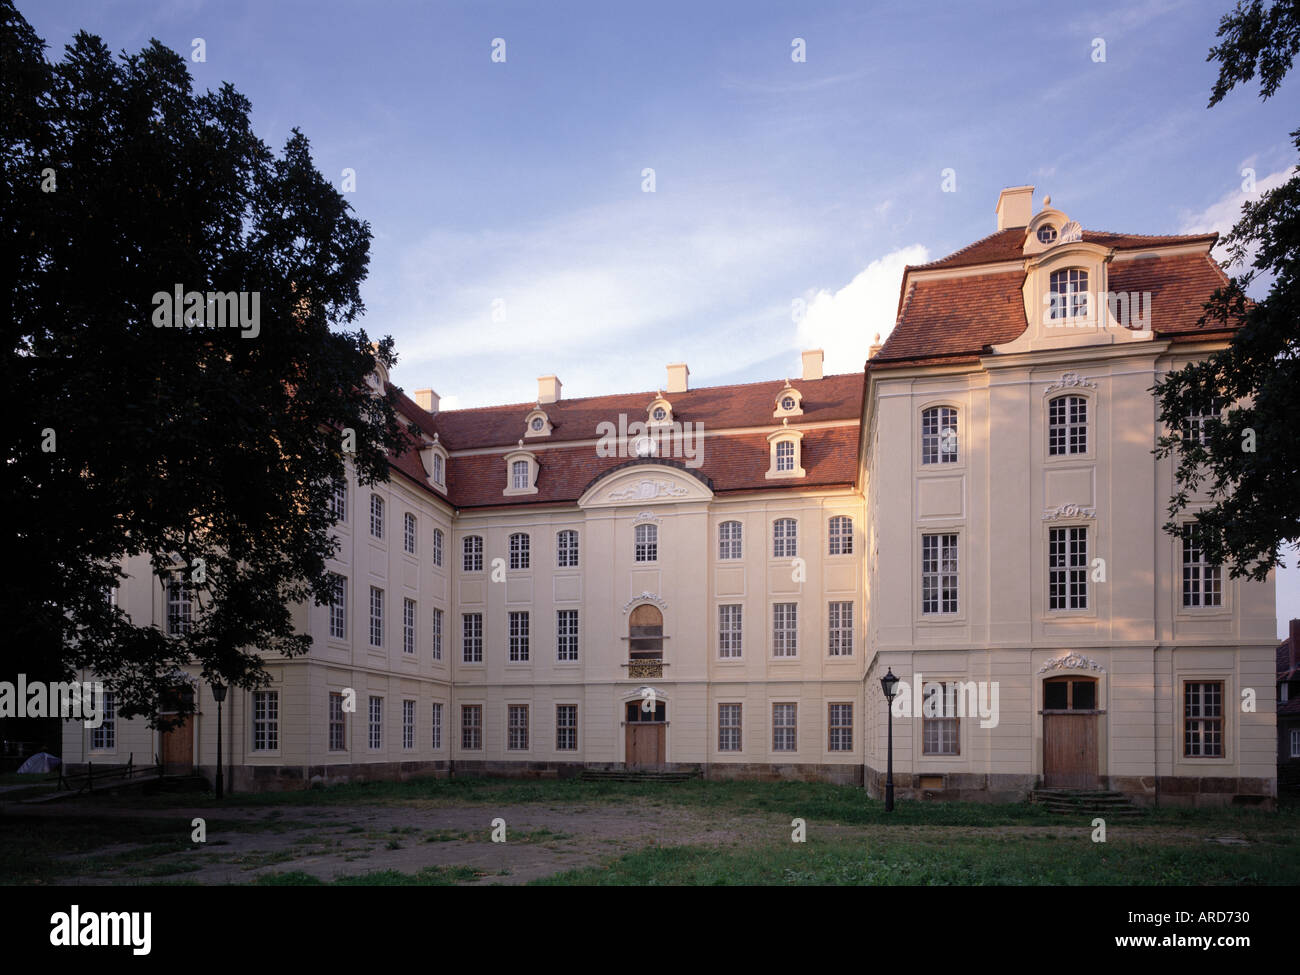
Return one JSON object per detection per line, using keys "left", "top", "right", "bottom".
{"left": 24, "top": 0, "right": 1299, "bottom": 633}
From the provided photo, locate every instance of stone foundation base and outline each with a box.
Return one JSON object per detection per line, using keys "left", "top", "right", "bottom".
{"left": 702, "top": 762, "right": 863, "bottom": 786}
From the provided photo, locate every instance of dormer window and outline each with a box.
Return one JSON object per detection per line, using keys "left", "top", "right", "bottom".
{"left": 420, "top": 435, "right": 448, "bottom": 490}
{"left": 1049, "top": 268, "right": 1089, "bottom": 320}
{"left": 646, "top": 395, "right": 673, "bottom": 426}
{"left": 766, "top": 428, "right": 806, "bottom": 479}
{"left": 652, "top": 407, "right": 667, "bottom": 421}
{"left": 524, "top": 407, "right": 552, "bottom": 438}
{"left": 503, "top": 443, "right": 539, "bottom": 496}
{"left": 1037, "top": 225, "right": 1057, "bottom": 244}
{"left": 773, "top": 382, "right": 804, "bottom": 419}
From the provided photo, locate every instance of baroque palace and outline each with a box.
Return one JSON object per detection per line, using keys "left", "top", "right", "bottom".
{"left": 64, "top": 186, "right": 1279, "bottom": 805}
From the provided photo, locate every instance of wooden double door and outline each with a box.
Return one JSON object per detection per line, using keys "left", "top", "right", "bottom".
{"left": 159, "top": 685, "right": 196, "bottom": 773}
{"left": 625, "top": 700, "right": 666, "bottom": 770}
{"left": 1042, "top": 676, "right": 1099, "bottom": 789}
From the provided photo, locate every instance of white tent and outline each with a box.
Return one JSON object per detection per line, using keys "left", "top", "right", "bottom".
{"left": 16, "top": 752, "right": 61, "bottom": 773}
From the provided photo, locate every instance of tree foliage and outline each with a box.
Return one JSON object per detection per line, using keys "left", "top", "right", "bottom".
{"left": 1, "top": 0, "right": 408, "bottom": 723}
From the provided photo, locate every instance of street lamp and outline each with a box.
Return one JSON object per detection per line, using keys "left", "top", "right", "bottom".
{"left": 211, "top": 682, "right": 227, "bottom": 800}
{"left": 879, "top": 668, "right": 899, "bottom": 812}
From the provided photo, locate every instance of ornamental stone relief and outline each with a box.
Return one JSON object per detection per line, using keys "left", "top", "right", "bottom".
{"left": 1037, "top": 652, "right": 1106, "bottom": 674}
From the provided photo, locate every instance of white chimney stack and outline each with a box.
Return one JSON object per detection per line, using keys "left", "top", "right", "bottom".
{"left": 801, "top": 348, "right": 824, "bottom": 381}
{"left": 414, "top": 388, "right": 440, "bottom": 413}
{"left": 995, "top": 185, "right": 1034, "bottom": 231}
{"left": 538, "top": 375, "right": 562, "bottom": 404}
{"left": 666, "top": 363, "right": 689, "bottom": 394}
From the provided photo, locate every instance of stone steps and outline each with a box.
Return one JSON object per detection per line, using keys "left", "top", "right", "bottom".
{"left": 579, "top": 768, "right": 701, "bottom": 783}
{"left": 1031, "top": 789, "right": 1143, "bottom": 816}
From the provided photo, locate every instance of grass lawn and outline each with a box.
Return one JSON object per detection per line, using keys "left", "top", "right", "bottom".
{"left": 4, "top": 777, "right": 1297, "bottom": 885}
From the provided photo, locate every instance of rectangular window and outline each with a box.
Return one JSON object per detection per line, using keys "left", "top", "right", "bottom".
{"left": 370, "top": 494, "right": 384, "bottom": 539}
{"left": 509, "top": 533, "right": 530, "bottom": 570}
{"left": 556, "top": 704, "right": 577, "bottom": 751}
{"left": 508, "top": 611, "right": 530, "bottom": 662}
{"left": 508, "top": 704, "right": 529, "bottom": 750}
{"left": 368, "top": 696, "right": 383, "bottom": 750}
{"left": 828, "top": 703, "right": 853, "bottom": 751}
{"left": 557, "top": 609, "right": 579, "bottom": 662}
{"left": 828, "top": 516, "right": 853, "bottom": 555}
{"left": 431, "top": 607, "right": 443, "bottom": 660}
{"left": 462, "top": 613, "right": 483, "bottom": 663}
{"left": 922, "top": 683, "right": 960, "bottom": 755}
{"left": 718, "top": 604, "right": 743, "bottom": 658}
{"left": 772, "top": 603, "right": 797, "bottom": 657}
{"left": 402, "top": 699, "right": 415, "bottom": 750}
{"left": 718, "top": 521, "right": 742, "bottom": 560}
{"left": 1184, "top": 681, "right": 1224, "bottom": 757}
{"left": 921, "top": 407, "right": 959, "bottom": 465}
{"left": 921, "top": 534, "right": 959, "bottom": 615}
{"left": 432, "top": 528, "right": 443, "bottom": 567}
{"left": 91, "top": 693, "right": 115, "bottom": 750}
{"left": 166, "top": 578, "right": 193, "bottom": 636}
{"left": 634, "top": 524, "right": 657, "bottom": 562}
{"left": 463, "top": 536, "right": 483, "bottom": 572}
{"left": 776, "top": 439, "right": 795, "bottom": 472}
{"left": 431, "top": 701, "right": 443, "bottom": 750}
{"left": 330, "top": 479, "right": 347, "bottom": 522}
{"left": 461, "top": 705, "right": 482, "bottom": 750}
{"left": 403, "top": 598, "right": 417, "bottom": 654}
{"left": 718, "top": 703, "right": 742, "bottom": 752}
{"left": 511, "top": 459, "right": 530, "bottom": 490}
{"left": 252, "top": 691, "right": 279, "bottom": 751}
{"left": 403, "top": 512, "right": 417, "bottom": 554}
{"left": 369, "top": 586, "right": 384, "bottom": 647}
{"left": 1291, "top": 727, "right": 1300, "bottom": 759}
{"left": 828, "top": 601, "right": 853, "bottom": 656}
{"left": 556, "top": 530, "right": 579, "bottom": 568}
{"left": 329, "top": 692, "right": 346, "bottom": 751}
{"left": 772, "top": 703, "right": 797, "bottom": 752}
{"left": 773, "top": 518, "right": 797, "bottom": 558}
{"left": 1048, "top": 395, "right": 1088, "bottom": 456}
{"left": 1184, "top": 397, "right": 1228, "bottom": 446}
{"left": 1182, "top": 524, "right": 1223, "bottom": 608}
{"left": 328, "top": 573, "right": 346, "bottom": 640}
{"left": 1048, "top": 526, "right": 1089, "bottom": 611}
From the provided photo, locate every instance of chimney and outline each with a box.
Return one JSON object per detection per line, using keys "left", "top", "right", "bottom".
{"left": 801, "top": 349, "right": 824, "bottom": 381}
{"left": 537, "top": 375, "right": 562, "bottom": 404}
{"left": 995, "top": 185, "right": 1034, "bottom": 231}
{"left": 867, "top": 333, "right": 884, "bottom": 359}
{"left": 1290, "top": 619, "right": 1300, "bottom": 672}
{"left": 666, "top": 363, "right": 689, "bottom": 394}
{"left": 414, "top": 388, "right": 440, "bottom": 414}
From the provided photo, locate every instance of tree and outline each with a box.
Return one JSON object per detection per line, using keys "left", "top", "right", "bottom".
{"left": 1153, "top": 0, "right": 1300, "bottom": 581}
{"left": 1, "top": 0, "right": 409, "bottom": 726}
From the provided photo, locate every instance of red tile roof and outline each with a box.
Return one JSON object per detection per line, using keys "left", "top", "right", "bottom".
{"left": 912, "top": 228, "right": 1219, "bottom": 271}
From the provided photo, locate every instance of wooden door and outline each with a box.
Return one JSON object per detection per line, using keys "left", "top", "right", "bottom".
{"left": 626, "top": 723, "right": 665, "bottom": 769}
{"left": 1043, "top": 713, "right": 1098, "bottom": 789}
{"left": 161, "top": 718, "right": 193, "bottom": 772}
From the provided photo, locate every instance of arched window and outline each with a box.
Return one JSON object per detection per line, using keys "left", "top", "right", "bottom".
{"left": 556, "top": 529, "right": 579, "bottom": 568}
{"left": 773, "top": 517, "right": 797, "bottom": 558}
{"left": 921, "top": 407, "right": 958, "bottom": 464}
{"left": 509, "top": 532, "right": 530, "bottom": 570}
{"left": 634, "top": 523, "right": 657, "bottom": 563}
{"left": 1049, "top": 268, "right": 1089, "bottom": 320}
{"left": 462, "top": 535, "right": 483, "bottom": 572}
{"left": 828, "top": 515, "right": 853, "bottom": 555}
{"left": 629, "top": 604, "right": 663, "bottom": 660}
{"left": 718, "top": 520, "right": 742, "bottom": 560}
{"left": 1048, "top": 395, "right": 1088, "bottom": 455}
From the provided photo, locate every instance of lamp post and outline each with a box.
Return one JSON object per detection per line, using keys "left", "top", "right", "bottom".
{"left": 879, "top": 668, "right": 899, "bottom": 813}
{"left": 211, "top": 682, "right": 227, "bottom": 800}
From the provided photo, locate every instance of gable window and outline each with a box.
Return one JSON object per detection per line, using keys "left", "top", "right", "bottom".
{"left": 1182, "top": 524, "right": 1223, "bottom": 608}
{"left": 766, "top": 430, "right": 805, "bottom": 478}
{"left": 828, "top": 601, "right": 853, "bottom": 656}
{"left": 369, "top": 586, "right": 384, "bottom": 647}
{"left": 921, "top": 533, "right": 958, "bottom": 615}
{"left": 828, "top": 515, "right": 853, "bottom": 555}
{"left": 432, "top": 528, "right": 443, "bottom": 568}
{"left": 718, "top": 604, "right": 742, "bottom": 658}
{"left": 921, "top": 407, "right": 958, "bottom": 465}
{"left": 463, "top": 535, "right": 483, "bottom": 572}
{"left": 1048, "top": 395, "right": 1088, "bottom": 455}
{"left": 1049, "top": 268, "right": 1089, "bottom": 320}
{"left": 328, "top": 573, "right": 346, "bottom": 640}
{"left": 773, "top": 602, "right": 798, "bottom": 657}
{"left": 828, "top": 703, "right": 853, "bottom": 751}
{"left": 634, "top": 523, "right": 658, "bottom": 563}
{"left": 249, "top": 691, "right": 278, "bottom": 754}
{"left": 503, "top": 448, "right": 539, "bottom": 496}
{"left": 718, "top": 704, "right": 742, "bottom": 752}
{"left": 772, "top": 703, "right": 797, "bottom": 752}
{"left": 922, "top": 683, "right": 959, "bottom": 755}
{"left": 462, "top": 613, "right": 483, "bottom": 663}
{"left": 1037, "top": 224, "right": 1057, "bottom": 244}
{"left": 508, "top": 611, "right": 530, "bottom": 662}
{"left": 556, "top": 529, "right": 579, "bottom": 568}
{"left": 773, "top": 518, "right": 797, "bottom": 558}
{"left": 718, "top": 520, "right": 742, "bottom": 560}
{"left": 1184, "top": 681, "right": 1224, "bottom": 757}
{"left": 509, "top": 532, "right": 530, "bottom": 570}
{"left": 403, "top": 598, "right": 417, "bottom": 654}
{"left": 556, "top": 705, "right": 578, "bottom": 751}
{"left": 403, "top": 512, "right": 417, "bottom": 554}
{"left": 329, "top": 692, "right": 346, "bottom": 751}
{"left": 557, "top": 609, "right": 579, "bottom": 661}
{"left": 370, "top": 494, "right": 384, "bottom": 539}
{"left": 1048, "top": 526, "right": 1088, "bottom": 611}
{"left": 461, "top": 704, "right": 482, "bottom": 750}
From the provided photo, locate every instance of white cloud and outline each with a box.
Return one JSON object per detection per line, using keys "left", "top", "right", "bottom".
{"left": 794, "top": 244, "right": 929, "bottom": 373}
{"left": 1179, "top": 165, "right": 1296, "bottom": 239}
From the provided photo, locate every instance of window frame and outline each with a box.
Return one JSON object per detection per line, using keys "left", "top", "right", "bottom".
{"left": 508, "top": 532, "right": 531, "bottom": 570}
{"left": 772, "top": 602, "right": 798, "bottom": 658}
{"left": 772, "top": 703, "right": 798, "bottom": 752}
{"left": 1047, "top": 394, "right": 1089, "bottom": 457}
{"left": 462, "top": 535, "right": 484, "bottom": 572}
{"left": 369, "top": 493, "right": 384, "bottom": 539}
{"left": 920, "top": 406, "right": 959, "bottom": 466}
{"left": 920, "top": 533, "right": 959, "bottom": 616}
{"left": 772, "top": 517, "right": 798, "bottom": 559}
{"left": 1182, "top": 680, "right": 1225, "bottom": 759}
{"left": 556, "top": 529, "right": 579, "bottom": 568}
{"left": 1047, "top": 525, "right": 1089, "bottom": 612}
{"left": 634, "top": 523, "right": 658, "bottom": 563}
{"left": 718, "top": 520, "right": 743, "bottom": 560}
{"left": 828, "top": 515, "right": 853, "bottom": 556}
{"left": 718, "top": 703, "right": 742, "bottom": 752}
{"left": 827, "top": 702, "right": 853, "bottom": 752}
